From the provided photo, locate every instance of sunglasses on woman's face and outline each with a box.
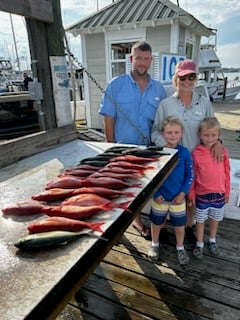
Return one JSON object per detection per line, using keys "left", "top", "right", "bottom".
{"left": 178, "top": 73, "right": 197, "bottom": 81}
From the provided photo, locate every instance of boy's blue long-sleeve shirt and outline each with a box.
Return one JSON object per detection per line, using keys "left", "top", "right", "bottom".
{"left": 154, "top": 145, "right": 193, "bottom": 201}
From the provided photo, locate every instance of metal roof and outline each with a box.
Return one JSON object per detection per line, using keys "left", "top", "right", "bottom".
{"left": 66, "top": 0, "right": 214, "bottom": 37}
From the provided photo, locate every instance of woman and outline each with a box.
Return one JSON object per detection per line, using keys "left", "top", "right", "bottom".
{"left": 151, "top": 60, "right": 224, "bottom": 244}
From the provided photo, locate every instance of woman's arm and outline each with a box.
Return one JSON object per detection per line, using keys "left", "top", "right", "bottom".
{"left": 211, "top": 140, "right": 224, "bottom": 162}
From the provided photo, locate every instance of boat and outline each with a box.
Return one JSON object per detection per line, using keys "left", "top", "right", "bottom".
{"left": 0, "top": 58, "right": 39, "bottom": 139}
{"left": 197, "top": 44, "right": 240, "bottom": 101}
{"left": 0, "top": 58, "right": 24, "bottom": 94}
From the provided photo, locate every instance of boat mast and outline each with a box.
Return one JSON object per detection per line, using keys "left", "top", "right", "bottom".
{"left": 9, "top": 13, "right": 21, "bottom": 72}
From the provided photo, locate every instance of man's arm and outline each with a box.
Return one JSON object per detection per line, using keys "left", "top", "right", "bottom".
{"left": 104, "top": 115, "right": 115, "bottom": 142}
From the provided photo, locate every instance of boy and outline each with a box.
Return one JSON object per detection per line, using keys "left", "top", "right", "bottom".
{"left": 148, "top": 116, "right": 193, "bottom": 265}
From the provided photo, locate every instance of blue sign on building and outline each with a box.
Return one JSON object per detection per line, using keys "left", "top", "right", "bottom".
{"left": 161, "top": 54, "right": 185, "bottom": 82}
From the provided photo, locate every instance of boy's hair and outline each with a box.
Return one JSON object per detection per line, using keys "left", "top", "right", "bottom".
{"left": 198, "top": 117, "right": 221, "bottom": 133}
{"left": 162, "top": 116, "right": 184, "bottom": 131}
{"left": 131, "top": 41, "right": 152, "bottom": 54}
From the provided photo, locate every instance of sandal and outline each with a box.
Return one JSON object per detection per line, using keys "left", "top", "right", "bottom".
{"left": 132, "top": 223, "right": 151, "bottom": 240}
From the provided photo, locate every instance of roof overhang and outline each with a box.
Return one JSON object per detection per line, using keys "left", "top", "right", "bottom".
{"left": 67, "top": 16, "right": 214, "bottom": 38}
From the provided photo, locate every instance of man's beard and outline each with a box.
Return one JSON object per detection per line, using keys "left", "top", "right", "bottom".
{"left": 134, "top": 68, "right": 148, "bottom": 77}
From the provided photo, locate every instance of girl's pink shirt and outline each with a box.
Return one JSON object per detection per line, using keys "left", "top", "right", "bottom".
{"left": 189, "top": 144, "right": 230, "bottom": 199}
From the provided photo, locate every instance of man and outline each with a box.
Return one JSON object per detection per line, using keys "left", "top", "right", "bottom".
{"left": 99, "top": 40, "right": 166, "bottom": 239}
{"left": 23, "top": 72, "right": 33, "bottom": 91}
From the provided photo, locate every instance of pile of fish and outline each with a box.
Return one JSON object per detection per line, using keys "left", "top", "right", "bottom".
{"left": 1, "top": 145, "right": 163, "bottom": 249}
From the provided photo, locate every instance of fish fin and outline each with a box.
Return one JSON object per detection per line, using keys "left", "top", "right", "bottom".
{"left": 91, "top": 222, "right": 105, "bottom": 233}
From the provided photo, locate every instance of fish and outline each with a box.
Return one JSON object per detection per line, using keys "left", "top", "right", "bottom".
{"left": 79, "top": 157, "right": 109, "bottom": 166}
{"left": 72, "top": 164, "right": 104, "bottom": 171}
{"left": 82, "top": 177, "right": 142, "bottom": 189}
{"left": 72, "top": 187, "right": 136, "bottom": 199}
{"left": 57, "top": 173, "right": 90, "bottom": 179}
{"left": 147, "top": 145, "right": 164, "bottom": 151}
{"left": 99, "top": 166, "right": 145, "bottom": 175}
{"left": 14, "top": 229, "right": 93, "bottom": 249}
{"left": 45, "top": 175, "right": 141, "bottom": 190}
{"left": 62, "top": 168, "right": 97, "bottom": 177}
{"left": 106, "top": 161, "right": 156, "bottom": 171}
{"left": 1, "top": 200, "right": 44, "bottom": 216}
{"left": 122, "top": 148, "right": 164, "bottom": 158}
{"left": 61, "top": 193, "right": 132, "bottom": 211}
{"left": 32, "top": 188, "right": 76, "bottom": 202}
{"left": 27, "top": 216, "right": 105, "bottom": 233}
{"left": 93, "top": 153, "right": 120, "bottom": 160}
{"left": 99, "top": 152, "right": 123, "bottom": 156}
{"left": 103, "top": 146, "right": 136, "bottom": 153}
{"left": 109, "top": 155, "right": 157, "bottom": 163}
{"left": 122, "top": 145, "right": 163, "bottom": 153}
{"left": 41, "top": 204, "right": 114, "bottom": 219}
{"left": 105, "top": 145, "right": 166, "bottom": 158}
{"left": 45, "top": 176, "right": 84, "bottom": 189}
{"left": 89, "top": 171, "right": 143, "bottom": 180}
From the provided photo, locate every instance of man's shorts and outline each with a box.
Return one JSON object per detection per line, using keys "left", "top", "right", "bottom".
{"left": 195, "top": 193, "right": 225, "bottom": 223}
{"left": 150, "top": 199, "right": 186, "bottom": 227}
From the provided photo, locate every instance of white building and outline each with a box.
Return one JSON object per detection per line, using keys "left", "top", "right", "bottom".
{"left": 66, "top": 0, "right": 214, "bottom": 130}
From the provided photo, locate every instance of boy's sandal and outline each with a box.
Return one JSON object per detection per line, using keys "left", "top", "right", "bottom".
{"left": 132, "top": 223, "right": 151, "bottom": 240}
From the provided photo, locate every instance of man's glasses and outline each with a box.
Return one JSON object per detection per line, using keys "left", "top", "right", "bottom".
{"left": 178, "top": 73, "right": 197, "bottom": 81}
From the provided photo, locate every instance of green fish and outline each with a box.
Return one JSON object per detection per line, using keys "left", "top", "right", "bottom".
{"left": 14, "top": 229, "right": 93, "bottom": 250}
{"left": 104, "top": 146, "right": 135, "bottom": 153}
{"left": 79, "top": 157, "right": 109, "bottom": 166}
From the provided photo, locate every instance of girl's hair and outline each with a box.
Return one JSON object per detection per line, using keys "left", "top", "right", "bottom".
{"left": 198, "top": 117, "right": 221, "bottom": 133}
{"left": 162, "top": 116, "right": 184, "bottom": 131}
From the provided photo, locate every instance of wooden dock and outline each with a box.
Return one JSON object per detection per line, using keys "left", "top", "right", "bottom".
{"left": 57, "top": 216, "right": 240, "bottom": 320}
{"left": 56, "top": 99, "right": 240, "bottom": 320}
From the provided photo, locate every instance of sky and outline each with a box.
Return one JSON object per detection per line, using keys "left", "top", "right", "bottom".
{"left": 0, "top": 0, "right": 239, "bottom": 70}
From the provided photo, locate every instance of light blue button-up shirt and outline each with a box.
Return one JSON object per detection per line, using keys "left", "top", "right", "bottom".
{"left": 99, "top": 73, "right": 166, "bottom": 145}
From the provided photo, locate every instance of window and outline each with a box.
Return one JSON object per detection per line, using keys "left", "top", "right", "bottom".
{"left": 110, "top": 42, "right": 133, "bottom": 78}
{"left": 185, "top": 42, "right": 193, "bottom": 59}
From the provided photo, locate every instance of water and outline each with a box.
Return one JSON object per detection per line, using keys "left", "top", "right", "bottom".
{"left": 224, "top": 71, "right": 240, "bottom": 100}
{"left": 224, "top": 71, "right": 240, "bottom": 81}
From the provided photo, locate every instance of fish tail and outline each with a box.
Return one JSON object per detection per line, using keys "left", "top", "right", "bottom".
{"left": 102, "top": 203, "right": 115, "bottom": 211}
{"left": 123, "top": 191, "right": 136, "bottom": 197}
{"left": 91, "top": 222, "right": 105, "bottom": 233}
{"left": 132, "top": 183, "right": 142, "bottom": 188}
{"left": 112, "top": 200, "right": 132, "bottom": 213}
{"left": 145, "top": 166, "right": 157, "bottom": 170}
